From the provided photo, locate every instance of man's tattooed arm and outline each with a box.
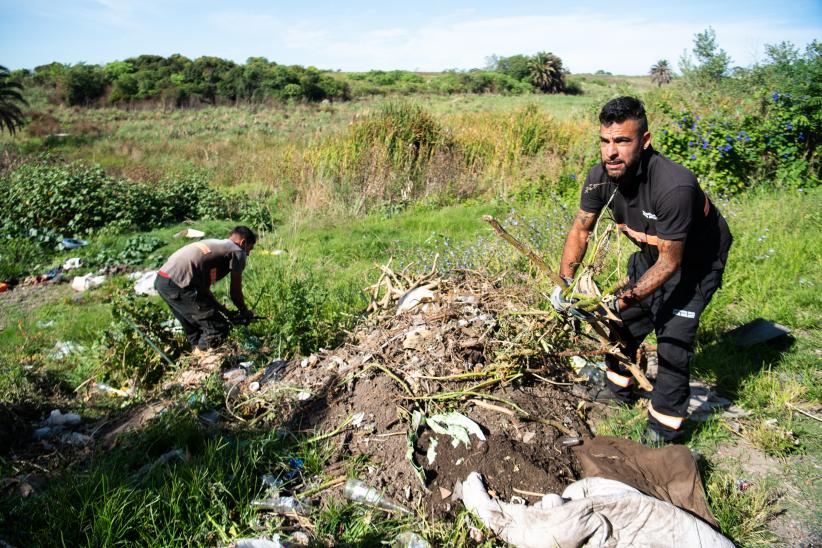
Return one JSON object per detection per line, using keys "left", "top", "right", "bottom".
{"left": 559, "top": 209, "right": 598, "bottom": 280}
{"left": 618, "top": 238, "right": 684, "bottom": 308}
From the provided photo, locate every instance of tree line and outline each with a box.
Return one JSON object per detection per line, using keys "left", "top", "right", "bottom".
{"left": 3, "top": 51, "right": 576, "bottom": 109}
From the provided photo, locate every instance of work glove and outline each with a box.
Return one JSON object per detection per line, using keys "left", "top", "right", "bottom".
{"left": 550, "top": 277, "right": 574, "bottom": 314}
{"left": 568, "top": 295, "right": 620, "bottom": 321}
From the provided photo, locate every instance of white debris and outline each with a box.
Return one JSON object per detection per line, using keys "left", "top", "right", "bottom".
{"left": 234, "top": 537, "right": 283, "bottom": 548}
{"left": 397, "top": 286, "right": 436, "bottom": 315}
{"left": 222, "top": 368, "right": 248, "bottom": 383}
{"left": 427, "top": 437, "right": 439, "bottom": 465}
{"left": 296, "top": 391, "right": 312, "bottom": 401}
{"left": 60, "top": 432, "right": 92, "bottom": 446}
{"left": 249, "top": 381, "right": 260, "bottom": 392}
{"left": 50, "top": 341, "right": 84, "bottom": 360}
{"left": 351, "top": 412, "right": 366, "bottom": 427}
{"left": 133, "top": 271, "right": 158, "bottom": 296}
{"left": 71, "top": 274, "right": 106, "bottom": 292}
{"left": 175, "top": 228, "right": 205, "bottom": 238}
{"left": 62, "top": 257, "right": 83, "bottom": 271}
{"left": 427, "top": 412, "right": 486, "bottom": 448}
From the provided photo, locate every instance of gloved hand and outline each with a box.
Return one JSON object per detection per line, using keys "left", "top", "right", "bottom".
{"left": 550, "top": 277, "right": 574, "bottom": 314}
{"left": 568, "top": 296, "right": 620, "bottom": 321}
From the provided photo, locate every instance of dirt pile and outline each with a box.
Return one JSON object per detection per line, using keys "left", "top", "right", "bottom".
{"left": 235, "top": 268, "right": 594, "bottom": 516}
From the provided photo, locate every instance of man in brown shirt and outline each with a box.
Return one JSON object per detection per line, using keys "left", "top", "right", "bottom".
{"left": 154, "top": 226, "right": 256, "bottom": 353}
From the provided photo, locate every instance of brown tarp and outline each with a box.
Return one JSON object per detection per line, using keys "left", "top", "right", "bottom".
{"left": 573, "top": 436, "right": 718, "bottom": 528}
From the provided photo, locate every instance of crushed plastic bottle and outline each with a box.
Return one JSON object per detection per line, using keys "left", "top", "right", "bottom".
{"left": 344, "top": 479, "right": 412, "bottom": 514}
{"left": 251, "top": 496, "right": 309, "bottom": 516}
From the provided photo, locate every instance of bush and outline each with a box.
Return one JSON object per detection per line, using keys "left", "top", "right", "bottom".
{"left": 0, "top": 160, "right": 231, "bottom": 237}
{"left": 654, "top": 93, "right": 818, "bottom": 193}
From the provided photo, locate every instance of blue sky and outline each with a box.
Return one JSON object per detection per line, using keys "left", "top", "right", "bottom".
{"left": 1, "top": 0, "right": 820, "bottom": 74}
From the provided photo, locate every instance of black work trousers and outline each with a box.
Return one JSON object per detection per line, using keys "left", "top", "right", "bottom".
{"left": 154, "top": 275, "right": 229, "bottom": 351}
{"left": 605, "top": 252, "right": 725, "bottom": 441}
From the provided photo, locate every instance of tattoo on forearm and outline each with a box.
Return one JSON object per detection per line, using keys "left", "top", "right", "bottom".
{"left": 559, "top": 210, "right": 598, "bottom": 278}
{"left": 622, "top": 239, "right": 684, "bottom": 302}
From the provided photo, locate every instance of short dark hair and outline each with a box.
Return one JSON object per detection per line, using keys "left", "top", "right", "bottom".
{"left": 599, "top": 96, "right": 648, "bottom": 134}
{"left": 231, "top": 226, "right": 257, "bottom": 245}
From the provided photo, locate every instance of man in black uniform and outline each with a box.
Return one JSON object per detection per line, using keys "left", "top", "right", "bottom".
{"left": 552, "top": 97, "right": 732, "bottom": 443}
{"left": 154, "top": 226, "right": 256, "bottom": 354}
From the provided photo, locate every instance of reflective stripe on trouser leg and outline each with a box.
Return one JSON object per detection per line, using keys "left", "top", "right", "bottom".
{"left": 606, "top": 369, "right": 634, "bottom": 388}
{"left": 648, "top": 401, "right": 684, "bottom": 430}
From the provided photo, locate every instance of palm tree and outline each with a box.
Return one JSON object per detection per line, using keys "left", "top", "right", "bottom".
{"left": 528, "top": 52, "right": 566, "bottom": 94}
{"left": 650, "top": 60, "right": 673, "bottom": 87}
{"left": 0, "top": 65, "right": 27, "bottom": 134}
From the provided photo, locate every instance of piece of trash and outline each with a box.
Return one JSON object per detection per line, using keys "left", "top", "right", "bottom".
{"left": 735, "top": 479, "right": 753, "bottom": 492}
{"left": 44, "top": 409, "right": 82, "bottom": 427}
{"left": 34, "top": 426, "right": 57, "bottom": 440}
{"left": 260, "top": 359, "right": 287, "bottom": 383}
{"left": 199, "top": 409, "right": 220, "bottom": 424}
{"left": 439, "top": 486, "right": 452, "bottom": 500}
{"left": 296, "top": 391, "right": 311, "bottom": 401}
{"left": 60, "top": 431, "right": 91, "bottom": 446}
{"left": 290, "top": 531, "right": 310, "bottom": 546}
{"left": 249, "top": 381, "right": 260, "bottom": 392}
{"left": 344, "top": 478, "right": 413, "bottom": 514}
{"left": 352, "top": 412, "right": 366, "bottom": 427}
{"left": 222, "top": 368, "right": 248, "bottom": 383}
{"left": 175, "top": 228, "right": 205, "bottom": 239}
{"left": 138, "top": 448, "right": 187, "bottom": 476}
{"left": 160, "top": 318, "right": 184, "bottom": 334}
{"left": 393, "top": 531, "right": 431, "bottom": 548}
{"left": 234, "top": 537, "right": 283, "bottom": 548}
{"left": 50, "top": 341, "right": 83, "bottom": 360}
{"left": 427, "top": 437, "right": 439, "bottom": 465}
{"left": 427, "top": 411, "right": 486, "bottom": 448}
{"left": 36, "top": 319, "right": 56, "bottom": 329}
{"left": 133, "top": 271, "right": 158, "bottom": 296}
{"left": 71, "top": 274, "right": 105, "bottom": 292}
{"left": 62, "top": 257, "right": 83, "bottom": 271}
{"left": 726, "top": 318, "right": 791, "bottom": 347}
{"left": 285, "top": 457, "right": 304, "bottom": 480}
{"left": 560, "top": 436, "right": 583, "bottom": 447}
{"left": 260, "top": 249, "right": 287, "bottom": 256}
{"left": 578, "top": 364, "right": 605, "bottom": 384}
{"left": 396, "top": 286, "right": 436, "bottom": 315}
{"left": 96, "top": 382, "right": 131, "bottom": 398}
{"left": 522, "top": 431, "right": 536, "bottom": 444}
{"left": 59, "top": 237, "right": 88, "bottom": 250}
{"left": 251, "top": 496, "right": 310, "bottom": 516}
{"left": 261, "top": 474, "right": 283, "bottom": 490}
{"left": 764, "top": 418, "right": 778, "bottom": 428}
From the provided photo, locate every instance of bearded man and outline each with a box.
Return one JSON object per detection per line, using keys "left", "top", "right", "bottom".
{"left": 552, "top": 96, "right": 732, "bottom": 444}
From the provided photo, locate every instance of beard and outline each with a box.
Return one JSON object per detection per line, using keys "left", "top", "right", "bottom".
{"left": 602, "top": 154, "right": 642, "bottom": 185}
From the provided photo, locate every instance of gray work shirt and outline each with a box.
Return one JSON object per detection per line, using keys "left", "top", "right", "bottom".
{"left": 159, "top": 239, "right": 247, "bottom": 289}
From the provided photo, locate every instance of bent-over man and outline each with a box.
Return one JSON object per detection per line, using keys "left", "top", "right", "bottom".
{"left": 154, "top": 226, "right": 256, "bottom": 354}
{"left": 552, "top": 97, "right": 732, "bottom": 444}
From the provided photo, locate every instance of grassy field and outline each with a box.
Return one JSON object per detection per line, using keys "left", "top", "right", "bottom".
{"left": 1, "top": 77, "right": 820, "bottom": 546}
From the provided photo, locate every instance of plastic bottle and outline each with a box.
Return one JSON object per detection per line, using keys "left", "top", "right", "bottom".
{"left": 344, "top": 479, "right": 412, "bottom": 514}
{"left": 251, "top": 496, "right": 309, "bottom": 516}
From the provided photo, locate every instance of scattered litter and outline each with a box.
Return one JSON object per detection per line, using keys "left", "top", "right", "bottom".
{"left": 427, "top": 437, "right": 439, "bottom": 465}
{"left": 223, "top": 368, "right": 248, "bottom": 384}
{"left": 71, "top": 274, "right": 106, "bottom": 292}
{"left": 344, "top": 478, "right": 413, "bottom": 514}
{"left": 688, "top": 382, "right": 732, "bottom": 422}
{"left": 234, "top": 537, "right": 283, "bottom": 548}
{"left": 248, "top": 381, "right": 260, "bottom": 392}
{"left": 427, "top": 411, "right": 486, "bottom": 448}
{"left": 0, "top": 282, "right": 8, "bottom": 293}
{"left": 296, "top": 391, "right": 311, "bottom": 401}
{"left": 62, "top": 257, "right": 83, "bottom": 271}
{"left": 60, "top": 432, "right": 91, "bottom": 446}
{"left": 132, "top": 271, "right": 158, "bottom": 296}
{"left": 396, "top": 286, "right": 436, "bottom": 315}
{"left": 96, "top": 382, "right": 132, "bottom": 398}
{"left": 261, "top": 474, "right": 283, "bottom": 490}
{"left": 393, "top": 532, "right": 431, "bottom": 548}
{"left": 36, "top": 319, "right": 56, "bottom": 329}
{"left": 33, "top": 426, "right": 57, "bottom": 440}
{"left": 726, "top": 318, "right": 791, "bottom": 347}
{"left": 735, "top": 479, "right": 753, "bottom": 492}
{"left": 138, "top": 448, "right": 187, "bottom": 476}
{"left": 199, "top": 409, "right": 220, "bottom": 424}
{"left": 560, "top": 436, "right": 583, "bottom": 447}
{"left": 351, "top": 412, "right": 366, "bottom": 427}
{"left": 175, "top": 228, "right": 205, "bottom": 238}
{"left": 50, "top": 341, "right": 83, "bottom": 360}
{"left": 260, "top": 249, "right": 287, "bottom": 256}
{"left": 44, "top": 410, "right": 82, "bottom": 427}
{"left": 251, "top": 496, "right": 310, "bottom": 516}
{"left": 160, "top": 319, "right": 183, "bottom": 334}
{"left": 59, "top": 237, "right": 88, "bottom": 250}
